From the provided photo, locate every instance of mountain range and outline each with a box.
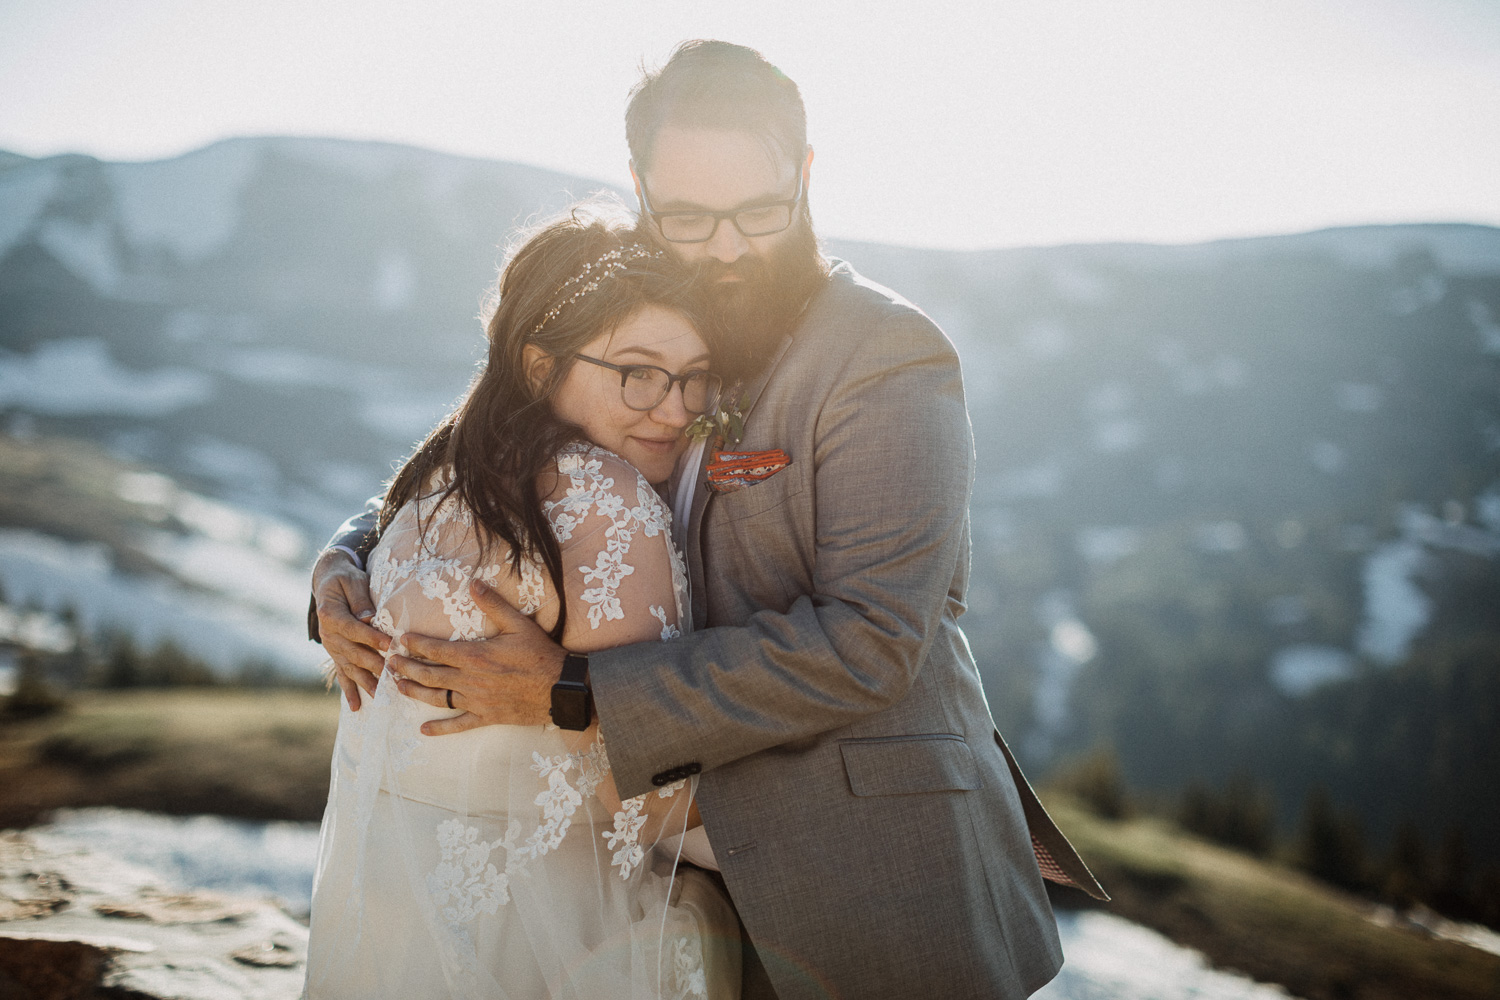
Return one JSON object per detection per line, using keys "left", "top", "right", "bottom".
{"left": 2, "top": 137, "right": 1496, "bottom": 859}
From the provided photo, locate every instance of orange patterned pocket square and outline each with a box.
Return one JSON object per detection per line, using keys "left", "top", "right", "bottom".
{"left": 705, "top": 449, "right": 791, "bottom": 494}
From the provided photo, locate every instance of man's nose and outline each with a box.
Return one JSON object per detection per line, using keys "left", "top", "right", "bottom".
{"left": 703, "top": 217, "right": 748, "bottom": 264}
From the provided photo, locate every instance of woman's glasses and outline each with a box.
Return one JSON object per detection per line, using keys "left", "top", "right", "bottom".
{"left": 574, "top": 355, "right": 723, "bottom": 415}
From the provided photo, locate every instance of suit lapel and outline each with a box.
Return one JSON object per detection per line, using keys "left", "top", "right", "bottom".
{"left": 734, "top": 330, "right": 796, "bottom": 424}
{"left": 685, "top": 330, "right": 797, "bottom": 626}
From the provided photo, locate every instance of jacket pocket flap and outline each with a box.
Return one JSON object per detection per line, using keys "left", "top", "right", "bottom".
{"left": 840, "top": 735, "right": 981, "bottom": 797}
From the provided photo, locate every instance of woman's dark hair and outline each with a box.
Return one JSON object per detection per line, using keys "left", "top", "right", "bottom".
{"left": 377, "top": 203, "right": 704, "bottom": 641}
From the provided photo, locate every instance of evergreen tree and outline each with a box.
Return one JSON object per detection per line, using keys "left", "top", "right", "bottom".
{"left": 1297, "top": 786, "right": 1368, "bottom": 891}
{"left": 145, "top": 639, "right": 215, "bottom": 687}
{"left": 1178, "top": 773, "right": 1275, "bottom": 855}
{"left": 1381, "top": 821, "right": 1428, "bottom": 909}
{"left": 100, "top": 633, "right": 142, "bottom": 689}
{"left": 1050, "top": 746, "right": 1129, "bottom": 819}
{"left": 3, "top": 652, "right": 66, "bottom": 717}
{"left": 1430, "top": 826, "right": 1473, "bottom": 919}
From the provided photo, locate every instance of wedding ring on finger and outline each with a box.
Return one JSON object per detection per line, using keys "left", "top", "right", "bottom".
{"left": 446, "top": 689, "right": 454, "bottom": 710}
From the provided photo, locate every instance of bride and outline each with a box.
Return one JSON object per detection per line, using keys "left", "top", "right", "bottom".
{"left": 303, "top": 210, "right": 739, "bottom": 999}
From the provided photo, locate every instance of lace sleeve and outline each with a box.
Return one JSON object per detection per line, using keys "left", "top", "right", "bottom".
{"left": 543, "top": 446, "right": 695, "bottom": 840}
{"left": 544, "top": 446, "right": 685, "bottom": 653}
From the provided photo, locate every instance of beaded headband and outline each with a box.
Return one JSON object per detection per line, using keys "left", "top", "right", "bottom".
{"left": 530, "top": 243, "right": 666, "bottom": 335}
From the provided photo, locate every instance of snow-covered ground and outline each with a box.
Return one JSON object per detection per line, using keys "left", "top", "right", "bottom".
{"left": 0, "top": 528, "right": 317, "bottom": 675}
{"left": 33, "top": 806, "right": 1326, "bottom": 998}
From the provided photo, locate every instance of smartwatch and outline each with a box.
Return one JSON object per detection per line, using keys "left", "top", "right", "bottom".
{"left": 550, "top": 651, "right": 593, "bottom": 730}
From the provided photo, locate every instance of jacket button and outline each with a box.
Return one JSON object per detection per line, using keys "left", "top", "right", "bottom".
{"left": 685, "top": 763, "right": 701, "bottom": 775}
{"left": 651, "top": 774, "right": 667, "bottom": 786}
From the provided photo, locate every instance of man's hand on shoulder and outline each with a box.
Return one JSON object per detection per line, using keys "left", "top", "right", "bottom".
{"left": 391, "top": 579, "right": 565, "bottom": 736}
{"left": 313, "top": 547, "right": 389, "bottom": 711}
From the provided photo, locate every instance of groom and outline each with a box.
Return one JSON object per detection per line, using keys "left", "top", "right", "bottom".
{"left": 313, "top": 40, "right": 1104, "bottom": 999}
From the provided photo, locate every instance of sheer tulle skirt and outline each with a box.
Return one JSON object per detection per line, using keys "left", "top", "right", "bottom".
{"left": 303, "top": 676, "right": 739, "bottom": 999}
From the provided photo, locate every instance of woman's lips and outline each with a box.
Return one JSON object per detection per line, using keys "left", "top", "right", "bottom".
{"left": 630, "top": 437, "right": 678, "bottom": 454}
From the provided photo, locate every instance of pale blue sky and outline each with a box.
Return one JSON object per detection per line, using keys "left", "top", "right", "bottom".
{"left": 2, "top": 0, "right": 1497, "bottom": 249}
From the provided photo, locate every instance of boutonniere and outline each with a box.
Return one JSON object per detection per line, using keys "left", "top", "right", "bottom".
{"left": 686, "top": 388, "right": 747, "bottom": 448}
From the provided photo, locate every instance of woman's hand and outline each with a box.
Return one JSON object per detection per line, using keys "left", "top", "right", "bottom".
{"left": 391, "top": 579, "right": 567, "bottom": 735}
{"left": 313, "top": 549, "right": 390, "bottom": 710}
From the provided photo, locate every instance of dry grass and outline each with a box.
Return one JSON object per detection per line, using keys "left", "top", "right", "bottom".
{"left": 1047, "top": 796, "right": 1500, "bottom": 1000}
{"left": 0, "top": 689, "right": 340, "bottom": 828}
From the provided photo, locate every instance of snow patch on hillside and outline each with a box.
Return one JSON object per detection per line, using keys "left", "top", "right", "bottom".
{"left": 1470, "top": 298, "right": 1500, "bottom": 355}
{"left": 1027, "top": 590, "right": 1098, "bottom": 758}
{"left": 1357, "top": 539, "right": 1430, "bottom": 665}
{"left": 1270, "top": 644, "right": 1356, "bottom": 696}
{"left": 0, "top": 339, "right": 212, "bottom": 416}
{"left": 0, "top": 160, "right": 59, "bottom": 259}
{"left": 358, "top": 388, "right": 458, "bottom": 440}
{"left": 217, "top": 347, "right": 333, "bottom": 387}
{"left": 107, "top": 141, "right": 258, "bottom": 262}
{"left": 36, "top": 218, "right": 121, "bottom": 293}
{"left": 277, "top": 137, "right": 478, "bottom": 205}
{"left": 0, "top": 529, "right": 314, "bottom": 674}
{"left": 1077, "top": 525, "right": 1142, "bottom": 565}
{"left": 373, "top": 248, "right": 416, "bottom": 312}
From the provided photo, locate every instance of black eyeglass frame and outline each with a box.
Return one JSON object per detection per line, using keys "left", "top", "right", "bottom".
{"left": 573, "top": 354, "right": 723, "bottom": 415}
{"left": 636, "top": 171, "right": 806, "bottom": 244}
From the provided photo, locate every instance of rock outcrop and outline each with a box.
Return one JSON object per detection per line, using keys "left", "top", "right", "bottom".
{"left": 0, "top": 831, "right": 306, "bottom": 999}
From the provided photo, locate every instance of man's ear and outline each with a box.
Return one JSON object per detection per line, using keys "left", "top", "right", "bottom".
{"left": 522, "top": 344, "right": 554, "bottom": 393}
{"left": 802, "top": 145, "right": 814, "bottom": 191}
{"left": 629, "top": 160, "right": 644, "bottom": 210}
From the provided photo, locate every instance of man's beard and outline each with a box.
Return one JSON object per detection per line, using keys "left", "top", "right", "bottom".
{"left": 692, "top": 213, "right": 828, "bottom": 386}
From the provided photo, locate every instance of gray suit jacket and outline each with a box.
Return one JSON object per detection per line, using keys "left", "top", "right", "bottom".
{"left": 590, "top": 261, "right": 1105, "bottom": 1000}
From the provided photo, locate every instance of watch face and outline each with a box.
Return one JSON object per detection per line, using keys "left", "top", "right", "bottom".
{"left": 550, "top": 683, "right": 591, "bottom": 731}
{"left": 551, "top": 652, "right": 592, "bottom": 730}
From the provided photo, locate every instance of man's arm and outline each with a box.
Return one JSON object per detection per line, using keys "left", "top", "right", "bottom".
{"left": 590, "top": 311, "right": 974, "bottom": 795}
{"left": 310, "top": 496, "right": 390, "bottom": 709}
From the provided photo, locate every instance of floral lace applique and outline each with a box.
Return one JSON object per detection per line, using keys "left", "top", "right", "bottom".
{"left": 570, "top": 738, "right": 609, "bottom": 797}
{"left": 368, "top": 484, "right": 494, "bottom": 641}
{"left": 518, "top": 737, "right": 610, "bottom": 860}
{"left": 672, "top": 934, "right": 709, "bottom": 999}
{"left": 603, "top": 797, "right": 648, "bottom": 879}
{"left": 428, "top": 818, "right": 522, "bottom": 925}
{"left": 544, "top": 444, "right": 675, "bottom": 631}
{"left": 517, "top": 557, "right": 546, "bottom": 615}
{"left": 368, "top": 542, "right": 416, "bottom": 610}
{"left": 650, "top": 604, "right": 681, "bottom": 641}
{"left": 525, "top": 751, "right": 584, "bottom": 856}
{"left": 602, "top": 777, "right": 687, "bottom": 881}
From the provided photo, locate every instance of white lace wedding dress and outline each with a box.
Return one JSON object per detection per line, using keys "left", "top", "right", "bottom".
{"left": 304, "top": 444, "right": 740, "bottom": 999}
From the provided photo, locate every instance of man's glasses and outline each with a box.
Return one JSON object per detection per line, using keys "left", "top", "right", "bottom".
{"left": 638, "top": 172, "right": 805, "bottom": 244}
{"left": 574, "top": 355, "right": 723, "bottom": 415}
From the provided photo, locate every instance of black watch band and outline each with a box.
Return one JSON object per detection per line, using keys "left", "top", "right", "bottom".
{"left": 550, "top": 652, "right": 592, "bottom": 731}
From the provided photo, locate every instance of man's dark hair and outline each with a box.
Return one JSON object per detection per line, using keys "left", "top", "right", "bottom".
{"left": 626, "top": 40, "right": 807, "bottom": 175}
